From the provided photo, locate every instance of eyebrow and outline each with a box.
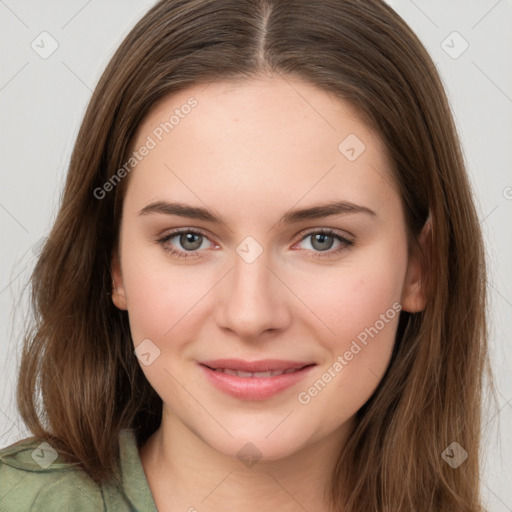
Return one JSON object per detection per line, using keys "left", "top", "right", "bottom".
{"left": 138, "top": 200, "right": 376, "bottom": 224}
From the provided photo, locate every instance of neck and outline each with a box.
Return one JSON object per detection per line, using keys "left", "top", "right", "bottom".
{"left": 139, "top": 408, "right": 353, "bottom": 512}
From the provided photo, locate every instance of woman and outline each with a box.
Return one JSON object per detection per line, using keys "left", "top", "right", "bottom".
{"left": 0, "top": 0, "right": 494, "bottom": 510}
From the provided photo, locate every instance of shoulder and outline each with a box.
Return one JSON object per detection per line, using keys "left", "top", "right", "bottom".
{"left": 0, "top": 436, "right": 106, "bottom": 511}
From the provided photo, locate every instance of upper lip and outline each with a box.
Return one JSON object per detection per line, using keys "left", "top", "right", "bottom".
{"left": 200, "top": 359, "right": 315, "bottom": 372}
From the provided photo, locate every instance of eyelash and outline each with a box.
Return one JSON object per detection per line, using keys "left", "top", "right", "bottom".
{"left": 156, "top": 227, "right": 354, "bottom": 260}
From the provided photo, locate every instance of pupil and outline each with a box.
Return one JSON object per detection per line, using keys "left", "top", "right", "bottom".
{"left": 181, "top": 233, "right": 201, "bottom": 250}
{"left": 313, "top": 233, "right": 333, "bottom": 251}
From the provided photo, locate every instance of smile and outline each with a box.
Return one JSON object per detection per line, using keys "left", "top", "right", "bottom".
{"left": 198, "top": 360, "right": 316, "bottom": 400}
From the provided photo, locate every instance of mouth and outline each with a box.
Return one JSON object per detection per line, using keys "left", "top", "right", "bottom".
{"left": 198, "top": 359, "right": 317, "bottom": 400}
{"left": 202, "top": 365, "right": 313, "bottom": 378}
{"left": 199, "top": 358, "right": 315, "bottom": 374}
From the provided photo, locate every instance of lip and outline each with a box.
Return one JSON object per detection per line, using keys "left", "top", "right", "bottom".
{"left": 198, "top": 359, "right": 316, "bottom": 400}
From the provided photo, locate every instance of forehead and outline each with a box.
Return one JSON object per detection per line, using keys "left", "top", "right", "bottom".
{"left": 124, "top": 75, "right": 398, "bottom": 218}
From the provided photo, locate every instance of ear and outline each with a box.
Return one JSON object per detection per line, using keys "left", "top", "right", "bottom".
{"left": 401, "top": 217, "right": 431, "bottom": 313}
{"left": 111, "top": 246, "right": 128, "bottom": 310}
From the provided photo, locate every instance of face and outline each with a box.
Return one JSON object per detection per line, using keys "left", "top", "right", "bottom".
{"left": 111, "top": 74, "right": 425, "bottom": 461}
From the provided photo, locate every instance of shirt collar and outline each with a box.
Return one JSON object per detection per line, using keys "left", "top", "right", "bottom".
{"left": 118, "top": 429, "right": 159, "bottom": 511}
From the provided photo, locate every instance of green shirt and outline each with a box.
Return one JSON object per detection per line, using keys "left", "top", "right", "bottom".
{"left": 0, "top": 429, "right": 158, "bottom": 511}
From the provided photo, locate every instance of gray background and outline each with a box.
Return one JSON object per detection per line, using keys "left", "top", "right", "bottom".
{"left": 1, "top": 0, "right": 511, "bottom": 509}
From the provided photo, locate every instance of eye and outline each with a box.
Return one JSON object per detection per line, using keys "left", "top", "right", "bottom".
{"left": 295, "top": 228, "right": 354, "bottom": 258}
{"left": 157, "top": 229, "right": 215, "bottom": 259}
{"left": 156, "top": 227, "right": 354, "bottom": 260}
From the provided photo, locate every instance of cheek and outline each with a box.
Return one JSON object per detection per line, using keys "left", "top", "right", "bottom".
{"left": 291, "top": 245, "right": 406, "bottom": 349}
{"left": 120, "top": 252, "right": 210, "bottom": 402}
{"left": 119, "top": 226, "right": 215, "bottom": 337}
{"left": 292, "top": 247, "right": 406, "bottom": 428}
{"left": 122, "top": 259, "right": 211, "bottom": 346}
{"left": 122, "top": 229, "right": 407, "bottom": 350}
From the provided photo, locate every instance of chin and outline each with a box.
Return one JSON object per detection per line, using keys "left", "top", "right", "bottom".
{"left": 200, "top": 427, "right": 310, "bottom": 465}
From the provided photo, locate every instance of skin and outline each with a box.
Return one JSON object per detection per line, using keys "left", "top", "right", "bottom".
{"left": 111, "top": 74, "right": 426, "bottom": 512}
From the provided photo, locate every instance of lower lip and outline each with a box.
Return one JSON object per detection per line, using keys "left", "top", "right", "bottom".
{"left": 198, "top": 363, "right": 316, "bottom": 400}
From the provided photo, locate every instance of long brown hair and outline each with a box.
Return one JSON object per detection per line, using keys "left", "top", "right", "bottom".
{"left": 16, "top": 0, "right": 495, "bottom": 510}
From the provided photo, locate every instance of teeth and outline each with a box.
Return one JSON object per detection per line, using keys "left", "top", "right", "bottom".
{"left": 213, "top": 368, "right": 300, "bottom": 378}
{"left": 236, "top": 370, "right": 254, "bottom": 377}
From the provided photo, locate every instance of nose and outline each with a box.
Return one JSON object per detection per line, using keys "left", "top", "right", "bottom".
{"left": 214, "top": 244, "right": 291, "bottom": 339}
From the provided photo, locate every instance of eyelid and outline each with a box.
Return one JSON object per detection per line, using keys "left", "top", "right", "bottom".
{"left": 295, "top": 226, "right": 354, "bottom": 242}
{"left": 158, "top": 226, "right": 215, "bottom": 242}
{"left": 157, "top": 227, "right": 218, "bottom": 249}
